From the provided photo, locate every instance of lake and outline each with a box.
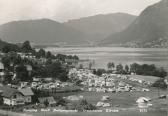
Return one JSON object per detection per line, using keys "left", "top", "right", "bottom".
{"left": 46, "top": 47, "right": 168, "bottom": 72}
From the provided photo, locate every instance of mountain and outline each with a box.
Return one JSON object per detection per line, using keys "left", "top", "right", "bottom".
{"left": 0, "top": 19, "right": 88, "bottom": 46}
{"left": 101, "top": 0, "right": 168, "bottom": 47}
{"left": 64, "top": 13, "right": 137, "bottom": 42}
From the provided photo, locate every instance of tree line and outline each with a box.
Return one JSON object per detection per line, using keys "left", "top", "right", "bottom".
{"left": 1, "top": 41, "right": 79, "bottom": 60}
{"left": 0, "top": 41, "right": 80, "bottom": 84}
{"left": 93, "top": 62, "right": 167, "bottom": 78}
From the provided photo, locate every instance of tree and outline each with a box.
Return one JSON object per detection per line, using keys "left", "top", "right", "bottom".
{"left": 45, "top": 62, "right": 68, "bottom": 81}
{"left": 33, "top": 65, "right": 47, "bottom": 77}
{"left": 125, "top": 65, "right": 129, "bottom": 73}
{"left": 1, "top": 52, "right": 22, "bottom": 71}
{"left": 111, "top": 62, "right": 115, "bottom": 69}
{"left": 1, "top": 56, "right": 10, "bottom": 69}
{"left": 21, "top": 41, "right": 33, "bottom": 53}
{"left": 79, "top": 64, "right": 83, "bottom": 69}
{"left": 88, "top": 62, "right": 93, "bottom": 70}
{"left": 37, "top": 49, "right": 46, "bottom": 58}
{"left": 116, "top": 64, "right": 123, "bottom": 73}
{"left": 56, "top": 54, "right": 66, "bottom": 62}
{"left": 107, "top": 62, "right": 115, "bottom": 70}
{"left": 130, "top": 63, "right": 140, "bottom": 73}
{"left": 1, "top": 44, "right": 20, "bottom": 53}
{"left": 73, "top": 55, "right": 79, "bottom": 60}
{"left": 130, "top": 63, "right": 167, "bottom": 77}
{"left": 1, "top": 71, "right": 13, "bottom": 84}
{"left": 152, "top": 79, "right": 167, "bottom": 89}
{"left": 107, "top": 62, "right": 112, "bottom": 70}
{"left": 46, "top": 51, "right": 52, "bottom": 58}
{"left": 92, "top": 69, "right": 97, "bottom": 75}
{"left": 158, "top": 67, "right": 167, "bottom": 78}
{"left": 15, "top": 64, "right": 31, "bottom": 81}
{"left": 95, "top": 69, "right": 106, "bottom": 76}
{"left": 45, "top": 59, "right": 52, "bottom": 65}
{"left": 67, "top": 55, "right": 73, "bottom": 59}
{"left": 2, "top": 45, "right": 11, "bottom": 53}
{"left": 57, "top": 71, "right": 69, "bottom": 82}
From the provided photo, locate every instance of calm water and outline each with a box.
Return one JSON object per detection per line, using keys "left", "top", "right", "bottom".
{"left": 46, "top": 47, "right": 168, "bottom": 71}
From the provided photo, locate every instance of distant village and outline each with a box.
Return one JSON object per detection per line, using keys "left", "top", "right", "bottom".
{"left": 0, "top": 41, "right": 168, "bottom": 113}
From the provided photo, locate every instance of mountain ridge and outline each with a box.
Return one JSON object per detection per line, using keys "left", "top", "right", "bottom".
{"left": 100, "top": 0, "right": 168, "bottom": 47}
{"left": 64, "top": 13, "right": 137, "bottom": 42}
{"left": 0, "top": 19, "right": 89, "bottom": 45}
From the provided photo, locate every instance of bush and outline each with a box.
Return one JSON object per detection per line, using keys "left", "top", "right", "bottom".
{"left": 66, "top": 99, "right": 96, "bottom": 111}
{"left": 152, "top": 79, "right": 167, "bottom": 89}
{"left": 56, "top": 98, "right": 67, "bottom": 106}
{"left": 94, "top": 69, "right": 106, "bottom": 76}
{"left": 78, "top": 99, "right": 96, "bottom": 111}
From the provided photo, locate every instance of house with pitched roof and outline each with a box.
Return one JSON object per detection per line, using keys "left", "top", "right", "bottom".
{"left": 0, "top": 86, "right": 34, "bottom": 105}
{"left": 19, "top": 88, "right": 34, "bottom": 103}
{"left": 0, "top": 86, "right": 25, "bottom": 106}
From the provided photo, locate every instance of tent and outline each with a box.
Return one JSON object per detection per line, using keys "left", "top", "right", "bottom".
{"left": 136, "top": 97, "right": 151, "bottom": 103}
{"left": 101, "top": 96, "right": 110, "bottom": 101}
{"left": 96, "top": 101, "right": 104, "bottom": 107}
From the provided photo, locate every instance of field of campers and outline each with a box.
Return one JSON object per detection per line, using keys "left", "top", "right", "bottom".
{"left": 66, "top": 68, "right": 168, "bottom": 109}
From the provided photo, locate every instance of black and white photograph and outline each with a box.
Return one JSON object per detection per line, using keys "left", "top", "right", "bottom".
{"left": 0, "top": 0, "right": 168, "bottom": 116}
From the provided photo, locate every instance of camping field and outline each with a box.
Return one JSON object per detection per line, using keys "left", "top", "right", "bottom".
{"left": 75, "top": 90, "right": 168, "bottom": 108}
{"left": 51, "top": 87, "right": 168, "bottom": 108}
{"left": 25, "top": 89, "right": 168, "bottom": 116}
{"left": 25, "top": 75, "right": 168, "bottom": 116}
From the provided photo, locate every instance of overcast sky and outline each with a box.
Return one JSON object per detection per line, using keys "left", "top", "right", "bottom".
{"left": 0, "top": 0, "right": 161, "bottom": 24}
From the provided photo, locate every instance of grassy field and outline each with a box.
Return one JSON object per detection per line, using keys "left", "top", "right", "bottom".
{"left": 51, "top": 87, "right": 168, "bottom": 108}
{"left": 45, "top": 89, "right": 168, "bottom": 109}
{"left": 75, "top": 90, "right": 168, "bottom": 108}
{"left": 25, "top": 89, "right": 168, "bottom": 116}
{"left": 128, "top": 75, "right": 160, "bottom": 83}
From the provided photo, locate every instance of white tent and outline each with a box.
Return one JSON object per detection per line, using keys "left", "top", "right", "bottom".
{"left": 103, "top": 103, "right": 111, "bottom": 107}
{"left": 101, "top": 96, "right": 110, "bottom": 101}
{"left": 66, "top": 95, "right": 84, "bottom": 101}
{"left": 136, "top": 97, "right": 151, "bottom": 103}
{"left": 96, "top": 101, "right": 104, "bottom": 107}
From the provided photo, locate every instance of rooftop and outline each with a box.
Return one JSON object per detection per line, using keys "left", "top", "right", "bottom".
{"left": 19, "top": 88, "right": 34, "bottom": 96}
{"left": 0, "top": 86, "right": 22, "bottom": 98}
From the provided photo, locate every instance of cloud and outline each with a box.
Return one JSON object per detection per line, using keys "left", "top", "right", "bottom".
{"left": 0, "top": 0, "right": 161, "bottom": 24}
